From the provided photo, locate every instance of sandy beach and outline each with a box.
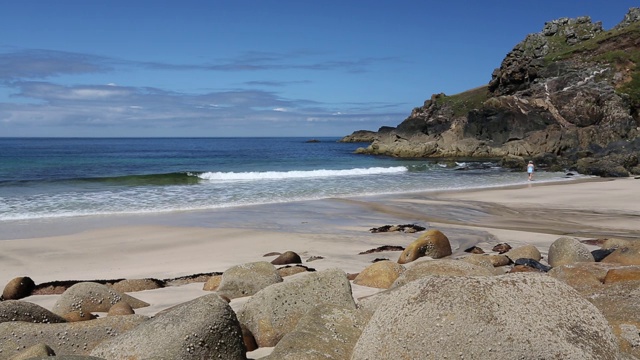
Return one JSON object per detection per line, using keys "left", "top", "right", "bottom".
{"left": 1, "top": 177, "right": 640, "bottom": 358}
{"left": 2, "top": 177, "right": 640, "bottom": 294}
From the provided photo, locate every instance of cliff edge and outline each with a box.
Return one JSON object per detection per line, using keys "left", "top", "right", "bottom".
{"left": 344, "top": 8, "right": 640, "bottom": 177}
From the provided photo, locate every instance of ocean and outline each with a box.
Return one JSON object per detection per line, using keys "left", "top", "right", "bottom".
{"left": 0, "top": 137, "right": 579, "bottom": 222}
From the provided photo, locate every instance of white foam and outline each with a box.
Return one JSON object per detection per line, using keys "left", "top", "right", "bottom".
{"left": 198, "top": 166, "right": 407, "bottom": 181}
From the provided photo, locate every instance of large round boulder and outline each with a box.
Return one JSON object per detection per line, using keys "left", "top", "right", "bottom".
{"left": 601, "top": 246, "right": 640, "bottom": 265}
{"left": 548, "top": 236, "right": 595, "bottom": 267}
{"left": 0, "top": 300, "right": 67, "bottom": 324}
{"left": 52, "top": 282, "right": 149, "bottom": 316}
{"left": 505, "top": 244, "right": 542, "bottom": 262}
{"left": 91, "top": 294, "right": 245, "bottom": 360}
{"left": 352, "top": 274, "right": 619, "bottom": 360}
{"left": 353, "top": 261, "right": 405, "bottom": 289}
{"left": 391, "top": 259, "right": 494, "bottom": 288}
{"left": 237, "top": 268, "right": 356, "bottom": 347}
{"left": 263, "top": 305, "right": 372, "bottom": 360}
{"left": 216, "top": 261, "right": 283, "bottom": 299}
{"left": 0, "top": 314, "right": 147, "bottom": 358}
{"left": 397, "top": 229, "right": 451, "bottom": 264}
{"left": 109, "top": 278, "right": 163, "bottom": 293}
{"left": 2, "top": 276, "right": 36, "bottom": 300}
{"left": 270, "top": 251, "right": 302, "bottom": 265}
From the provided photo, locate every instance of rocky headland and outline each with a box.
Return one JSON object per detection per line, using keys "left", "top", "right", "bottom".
{"left": 342, "top": 8, "right": 640, "bottom": 177}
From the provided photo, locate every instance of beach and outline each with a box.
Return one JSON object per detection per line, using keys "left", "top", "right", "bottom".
{"left": 1, "top": 177, "right": 640, "bottom": 358}
{"left": 2, "top": 176, "right": 639, "bottom": 294}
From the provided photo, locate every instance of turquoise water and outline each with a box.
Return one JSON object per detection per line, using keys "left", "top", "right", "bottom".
{"left": 0, "top": 137, "right": 578, "bottom": 221}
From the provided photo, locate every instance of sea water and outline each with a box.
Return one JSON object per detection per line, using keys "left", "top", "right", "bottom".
{"left": 0, "top": 137, "right": 579, "bottom": 222}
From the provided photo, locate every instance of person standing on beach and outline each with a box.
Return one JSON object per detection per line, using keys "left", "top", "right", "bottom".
{"left": 527, "top": 160, "right": 534, "bottom": 181}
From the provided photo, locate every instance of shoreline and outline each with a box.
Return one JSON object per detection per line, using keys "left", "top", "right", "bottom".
{"left": 0, "top": 174, "right": 599, "bottom": 241}
{"left": 2, "top": 176, "right": 639, "bottom": 358}
{"left": 1, "top": 176, "right": 638, "bottom": 288}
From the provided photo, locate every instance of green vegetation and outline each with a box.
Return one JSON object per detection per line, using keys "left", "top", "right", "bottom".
{"left": 433, "top": 86, "right": 490, "bottom": 117}
{"left": 620, "top": 72, "right": 640, "bottom": 108}
{"left": 545, "top": 21, "right": 640, "bottom": 62}
{"left": 542, "top": 21, "right": 640, "bottom": 108}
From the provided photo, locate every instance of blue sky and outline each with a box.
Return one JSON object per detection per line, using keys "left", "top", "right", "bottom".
{"left": 0, "top": 1, "right": 638, "bottom": 137}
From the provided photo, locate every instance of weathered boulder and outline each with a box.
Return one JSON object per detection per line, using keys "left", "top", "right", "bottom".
{"left": 262, "top": 305, "right": 372, "bottom": 360}
{"left": 202, "top": 274, "right": 222, "bottom": 291}
{"left": 397, "top": 229, "right": 452, "bottom": 264}
{"left": 107, "top": 301, "right": 135, "bottom": 316}
{"left": 548, "top": 236, "right": 595, "bottom": 267}
{"left": 8, "top": 343, "right": 55, "bottom": 360}
{"left": 505, "top": 244, "right": 542, "bottom": 262}
{"left": 0, "top": 300, "right": 67, "bottom": 324}
{"left": 601, "top": 238, "right": 640, "bottom": 250}
{"left": 52, "top": 282, "right": 148, "bottom": 316}
{"left": 602, "top": 246, "right": 640, "bottom": 265}
{"left": 353, "top": 260, "right": 405, "bottom": 289}
{"left": 216, "top": 261, "right": 283, "bottom": 299}
{"left": 492, "top": 243, "right": 512, "bottom": 254}
{"left": 63, "top": 311, "right": 97, "bottom": 322}
{"left": 352, "top": 274, "right": 619, "bottom": 359}
{"left": 237, "top": 268, "right": 356, "bottom": 347}
{"left": 2, "top": 276, "right": 36, "bottom": 300}
{"left": 276, "top": 265, "right": 313, "bottom": 277}
{"left": 604, "top": 266, "right": 640, "bottom": 284}
{"left": 109, "top": 278, "right": 163, "bottom": 293}
{"left": 576, "top": 158, "right": 630, "bottom": 177}
{"left": 91, "top": 294, "right": 246, "bottom": 360}
{"left": 271, "top": 251, "right": 302, "bottom": 265}
{"left": 547, "top": 262, "right": 617, "bottom": 295}
{"left": 0, "top": 314, "right": 147, "bottom": 358}
{"left": 586, "top": 280, "right": 640, "bottom": 359}
{"left": 391, "top": 259, "right": 495, "bottom": 288}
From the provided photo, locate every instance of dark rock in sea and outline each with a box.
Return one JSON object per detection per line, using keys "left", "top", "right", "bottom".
{"left": 514, "top": 258, "right": 551, "bottom": 272}
{"left": 305, "top": 139, "right": 321, "bottom": 143}
{"left": 372, "top": 257, "right": 389, "bottom": 262}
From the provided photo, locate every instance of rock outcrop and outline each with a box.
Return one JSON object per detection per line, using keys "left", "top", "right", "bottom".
{"left": 345, "top": 9, "right": 640, "bottom": 177}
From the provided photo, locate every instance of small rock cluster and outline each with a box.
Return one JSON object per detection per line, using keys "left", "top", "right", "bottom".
{"left": 2, "top": 231, "right": 640, "bottom": 359}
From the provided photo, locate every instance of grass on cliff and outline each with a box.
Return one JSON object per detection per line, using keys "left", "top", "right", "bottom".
{"left": 545, "top": 21, "right": 640, "bottom": 107}
{"left": 433, "top": 86, "right": 490, "bottom": 117}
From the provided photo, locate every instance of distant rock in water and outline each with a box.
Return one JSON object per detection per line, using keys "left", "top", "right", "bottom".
{"left": 305, "top": 139, "right": 321, "bottom": 143}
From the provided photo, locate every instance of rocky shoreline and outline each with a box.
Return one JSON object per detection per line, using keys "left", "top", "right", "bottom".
{"left": 342, "top": 8, "right": 640, "bottom": 178}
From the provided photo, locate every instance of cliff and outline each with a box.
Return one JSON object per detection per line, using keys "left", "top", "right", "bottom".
{"left": 344, "top": 8, "right": 640, "bottom": 176}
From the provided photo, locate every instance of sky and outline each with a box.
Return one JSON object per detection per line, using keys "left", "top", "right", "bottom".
{"left": 0, "top": 1, "right": 638, "bottom": 137}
